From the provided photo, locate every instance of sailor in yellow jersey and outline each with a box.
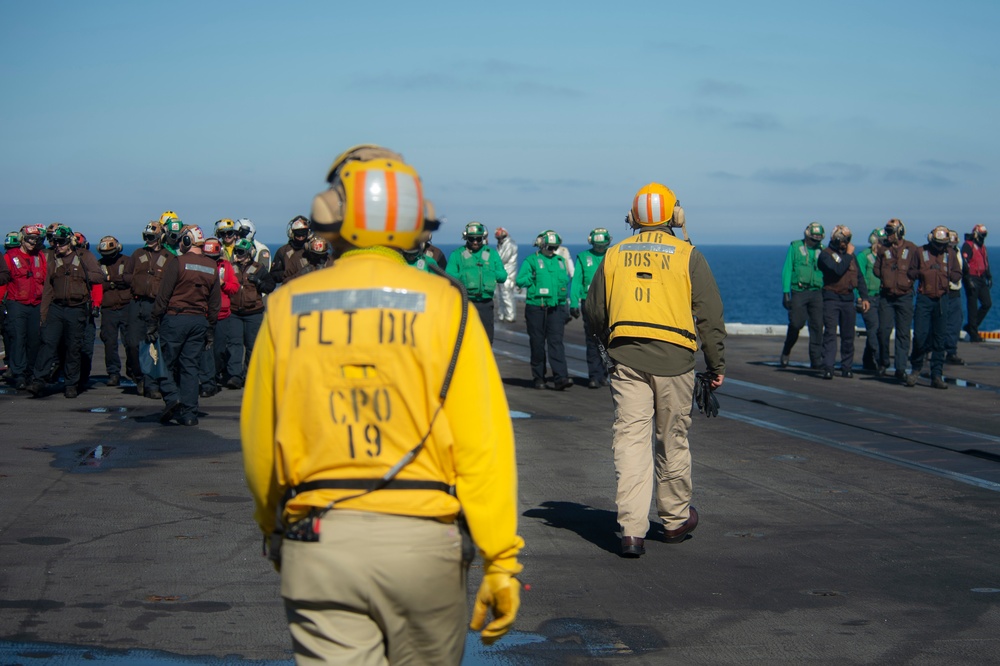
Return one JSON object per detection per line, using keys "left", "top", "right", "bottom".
{"left": 586, "top": 183, "right": 726, "bottom": 558}
{"left": 240, "top": 145, "right": 523, "bottom": 665}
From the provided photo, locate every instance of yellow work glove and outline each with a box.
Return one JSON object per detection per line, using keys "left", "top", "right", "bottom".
{"left": 470, "top": 571, "right": 521, "bottom": 645}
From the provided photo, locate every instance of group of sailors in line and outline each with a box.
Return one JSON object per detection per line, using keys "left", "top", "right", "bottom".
{"left": 780, "top": 219, "right": 991, "bottom": 388}
{"left": 0, "top": 208, "right": 623, "bottom": 416}
{"left": 0, "top": 214, "right": 332, "bottom": 419}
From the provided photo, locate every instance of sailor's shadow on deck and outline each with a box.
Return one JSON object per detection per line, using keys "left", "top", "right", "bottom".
{"left": 523, "top": 501, "right": 667, "bottom": 555}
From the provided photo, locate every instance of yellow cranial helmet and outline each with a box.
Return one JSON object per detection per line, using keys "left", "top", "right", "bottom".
{"left": 311, "top": 146, "right": 425, "bottom": 251}
{"left": 159, "top": 210, "right": 179, "bottom": 225}
{"left": 631, "top": 183, "right": 678, "bottom": 227}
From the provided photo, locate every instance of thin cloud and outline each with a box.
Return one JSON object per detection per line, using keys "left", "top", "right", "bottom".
{"left": 917, "top": 159, "right": 985, "bottom": 173}
{"left": 753, "top": 162, "right": 869, "bottom": 185}
{"left": 349, "top": 72, "right": 480, "bottom": 92}
{"left": 884, "top": 169, "right": 955, "bottom": 187}
{"left": 708, "top": 171, "right": 741, "bottom": 180}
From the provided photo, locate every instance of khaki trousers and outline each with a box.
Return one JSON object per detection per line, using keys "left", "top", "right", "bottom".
{"left": 281, "top": 510, "right": 467, "bottom": 666}
{"left": 610, "top": 365, "right": 694, "bottom": 537}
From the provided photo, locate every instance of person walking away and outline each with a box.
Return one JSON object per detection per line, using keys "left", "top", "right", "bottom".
{"left": 96, "top": 235, "right": 135, "bottom": 387}
{"left": 4, "top": 226, "right": 48, "bottom": 391}
{"left": 147, "top": 225, "right": 221, "bottom": 426}
{"left": 858, "top": 228, "right": 884, "bottom": 372}
{"left": 780, "top": 222, "right": 825, "bottom": 368}
{"left": 961, "top": 224, "right": 991, "bottom": 342}
{"left": 817, "top": 226, "right": 870, "bottom": 379}
{"left": 26, "top": 225, "right": 103, "bottom": 398}
{"left": 905, "top": 226, "right": 962, "bottom": 389}
{"left": 269, "top": 216, "right": 312, "bottom": 286}
{"left": 571, "top": 227, "right": 612, "bottom": 388}
{"left": 944, "top": 229, "right": 965, "bottom": 364}
{"left": 585, "top": 182, "right": 726, "bottom": 558}
{"left": 874, "top": 218, "right": 920, "bottom": 381}
{"left": 494, "top": 227, "right": 519, "bottom": 322}
{"left": 447, "top": 222, "right": 508, "bottom": 344}
{"left": 127, "top": 220, "right": 171, "bottom": 398}
{"left": 229, "top": 238, "right": 275, "bottom": 387}
{"left": 516, "top": 230, "right": 571, "bottom": 389}
{"left": 241, "top": 144, "right": 522, "bottom": 664}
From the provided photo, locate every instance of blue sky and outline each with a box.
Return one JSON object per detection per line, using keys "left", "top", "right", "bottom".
{"left": 2, "top": 1, "right": 997, "bottom": 247}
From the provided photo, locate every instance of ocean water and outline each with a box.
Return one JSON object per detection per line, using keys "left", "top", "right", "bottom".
{"left": 114, "top": 242, "right": 999, "bottom": 331}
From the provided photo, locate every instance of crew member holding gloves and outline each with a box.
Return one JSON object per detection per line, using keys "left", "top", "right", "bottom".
{"left": 241, "top": 145, "right": 523, "bottom": 664}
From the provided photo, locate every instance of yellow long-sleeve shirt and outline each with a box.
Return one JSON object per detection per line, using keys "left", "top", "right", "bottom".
{"left": 240, "top": 248, "right": 523, "bottom": 572}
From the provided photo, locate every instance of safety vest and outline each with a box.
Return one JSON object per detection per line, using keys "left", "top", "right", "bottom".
{"left": 100, "top": 254, "right": 132, "bottom": 310}
{"left": 449, "top": 246, "right": 500, "bottom": 300}
{"left": 602, "top": 232, "right": 697, "bottom": 351}
{"left": 964, "top": 241, "right": 989, "bottom": 277}
{"left": 5, "top": 248, "right": 46, "bottom": 305}
{"left": 131, "top": 247, "right": 170, "bottom": 300}
{"left": 786, "top": 240, "right": 823, "bottom": 291}
{"left": 165, "top": 254, "right": 218, "bottom": 316}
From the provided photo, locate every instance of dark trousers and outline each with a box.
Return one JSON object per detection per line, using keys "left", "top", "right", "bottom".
{"left": 215, "top": 316, "right": 243, "bottom": 381}
{"left": 159, "top": 314, "right": 209, "bottom": 420}
{"left": 34, "top": 303, "right": 87, "bottom": 386}
{"left": 127, "top": 298, "right": 157, "bottom": 386}
{"left": 580, "top": 299, "right": 607, "bottom": 382}
{"left": 0, "top": 306, "right": 7, "bottom": 366}
{"left": 198, "top": 345, "right": 217, "bottom": 388}
{"left": 472, "top": 300, "right": 495, "bottom": 345}
{"left": 822, "top": 296, "right": 856, "bottom": 372}
{"left": 525, "top": 304, "right": 568, "bottom": 383}
{"left": 877, "top": 293, "right": 914, "bottom": 373}
{"left": 100, "top": 307, "right": 133, "bottom": 376}
{"left": 945, "top": 290, "right": 963, "bottom": 356}
{"left": 860, "top": 294, "right": 880, "bottom": 369}
{"left": 782, "top": 289, "right": 823, "bottom": 367}
{"left": 963, "top": 277, "right": 992, "bottom": 338}
{"left": 910, "top": 294, "right": 947, "bottom": 378}
{"left": 5, "top": 301, "right": 41, "bottom": 381}
{"left": 232, "top": 312, "right": 264, "bottom": 379}
{"left": 80, "top": 315, "right": 96, "bottom": 386}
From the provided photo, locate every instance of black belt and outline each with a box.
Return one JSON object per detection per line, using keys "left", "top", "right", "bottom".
{"left": 609, "top": 320, "right": 697, "bottom": 342}
{"left": 283, "top": 478, "right": 453, "bottom": 504}
{"left": 53, "top": 300, "right": 86, "bottom": 307}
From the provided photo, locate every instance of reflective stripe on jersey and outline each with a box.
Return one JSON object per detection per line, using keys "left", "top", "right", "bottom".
{"left": 291, "top": 289, "right": 427, "bottom": 315}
